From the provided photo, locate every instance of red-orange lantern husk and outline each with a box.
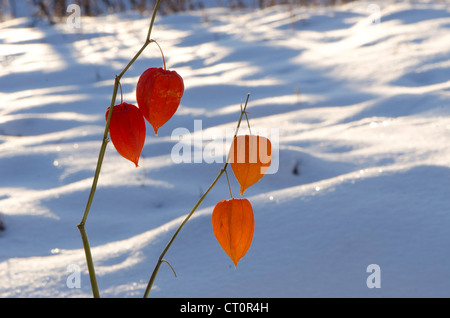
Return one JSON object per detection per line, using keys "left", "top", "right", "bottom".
{"left": 105, "top": 102, "right": 146, "bottom": 167}
{"left": 136, "top": 67, "right": 184, "bottom": 135}
{"left": 212, "top": 198, "right": 255, "bottom": 267}
{"left": 230, "top": 135, "right": 272, "bottom": 195}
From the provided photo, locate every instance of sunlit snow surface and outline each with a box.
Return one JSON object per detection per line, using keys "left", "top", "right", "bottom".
{"left": 1, "top": 0, "right": 450, "bottom": 297}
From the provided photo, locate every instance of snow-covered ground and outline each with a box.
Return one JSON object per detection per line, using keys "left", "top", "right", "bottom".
{"left": 1, "top": 0, "right": 450, "bottom": 298}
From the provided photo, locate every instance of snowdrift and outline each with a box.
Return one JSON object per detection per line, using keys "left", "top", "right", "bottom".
{"left": 1, "top": 0, "right": 450, "bottom": 297}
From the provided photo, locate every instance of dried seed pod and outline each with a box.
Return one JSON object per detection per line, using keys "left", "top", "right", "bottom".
{"left": 230, "top": 135, "right": 272, "bottom": 195}
{"left": 106, "top": 102, "right": 146, "bottom": 167}
{"left": 136, "top": 67, "right": 184, "bottom": 135}
{"left": 212, "top": 198, "right": 254, "bottom": 267}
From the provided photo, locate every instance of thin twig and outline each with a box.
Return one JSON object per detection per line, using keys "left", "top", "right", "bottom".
{"left": 161, "top": 259, "right": 177, "bottom": 278}
{"left": 240, "top": 99, "right": 252, "bottom": 135}
{"left": 143, "top": 94, "right": 251, "bottom": 298}
{"left": 225, "top": 169, "right": 233, "bottom": 199}
{"left": 118, "top": 78, "right": 123, "bottom": 104}
{"left": 77, "top": 0, "right": 162, "bottom": 298}
{"left": 150, "top": 40, "right": 166, "bottom": 70}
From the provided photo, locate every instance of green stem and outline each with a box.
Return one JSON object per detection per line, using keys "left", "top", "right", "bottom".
{"left": 77, "top": 224, "right": 100, "bottom": 298}
{"left": 150, "top": 40, "right": 166, "bottom": 70}
{"left": 143, "top": 94, "right": 250, "bottom": 298}
{"left": 77, "top": 0, "right": 163, "bottom": 298}
{"left": 225, "top": 169, "right": 233, "bottom": 199}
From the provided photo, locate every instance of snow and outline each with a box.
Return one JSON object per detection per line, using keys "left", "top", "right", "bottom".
{"left": 1, "top": 0, "right": 450, "bottom": 298}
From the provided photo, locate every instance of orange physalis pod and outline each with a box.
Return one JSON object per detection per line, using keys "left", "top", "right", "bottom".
{"left": 136, "top": 67, "right": 184, "bottom": 136}
{"left": 212, "top": 198, "right": 255, "bottom": 268}
{"left": 230, "top": 135, "right": 272, "bottom": 195}
{"left": 105, "top": 102, "right": 146, "bottom": 167}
